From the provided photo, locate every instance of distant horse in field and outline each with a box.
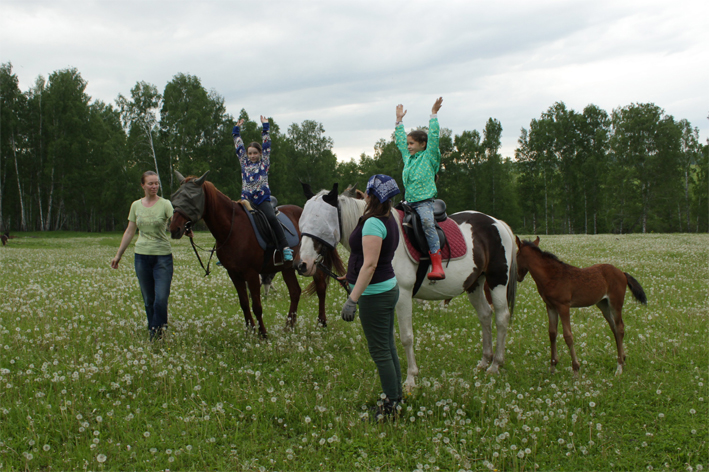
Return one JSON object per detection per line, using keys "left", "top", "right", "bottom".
{"left": 0, "top": 231, "right": 8, "bottom": 246}
{"left": 516, "top": 236, "right": 647, "bottom": 376}
{"left": 168, "top": 171, "right": 335, "bottom": 337}
{"left": 297, "top": 183, "right": 518, "bottom": 390}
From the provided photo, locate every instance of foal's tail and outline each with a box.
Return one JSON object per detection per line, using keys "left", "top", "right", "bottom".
{"left": 624, "top": 272, "right": 647, "bottom": 305}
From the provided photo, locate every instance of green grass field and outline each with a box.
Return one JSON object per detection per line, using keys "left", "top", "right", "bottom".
{"left": 0, "top": 232, "right": 707, "bottom": 471}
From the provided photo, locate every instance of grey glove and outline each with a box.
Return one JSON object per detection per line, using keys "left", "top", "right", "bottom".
{"left": 341, "top": 297, "right": 358, "bottom": 322}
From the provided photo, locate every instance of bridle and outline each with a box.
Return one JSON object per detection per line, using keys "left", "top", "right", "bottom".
{"left": 177, "top": 201, "right": 237, "bottom": 277}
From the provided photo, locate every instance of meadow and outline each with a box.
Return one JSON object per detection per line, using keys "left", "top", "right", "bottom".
{"left": 0, "top": 232, "right": 707, "bottom": 471}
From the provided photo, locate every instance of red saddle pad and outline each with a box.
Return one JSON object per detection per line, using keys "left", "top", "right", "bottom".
{"left": 395, "top": 210, "right": 467, "bottom": 262}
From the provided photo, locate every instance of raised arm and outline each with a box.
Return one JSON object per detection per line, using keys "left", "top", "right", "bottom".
{"left": 233, "top": 119, "right": 248, "bottom": 166}
{"left": 394, "top": 104, "right": 409, "bottom": 158}
{"left": 427, "top": 97, "right": 443, "bottom": 167}
{"left": 260, "top": 115, "right": 271, "bottom": 167}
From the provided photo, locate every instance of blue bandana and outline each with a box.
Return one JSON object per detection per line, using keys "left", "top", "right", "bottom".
{"left": 366, "top": 174, "right": 400, "bottom": 203}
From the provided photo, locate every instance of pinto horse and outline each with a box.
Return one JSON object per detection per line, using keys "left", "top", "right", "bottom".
{"left": 296, "top": 183, "right": 518, "bottom": 390}
{"left": 169, "top": 171, "right": 333, "bottom": 337}
{"left": 516, "top": 236, "right": 647, "bottom": 375}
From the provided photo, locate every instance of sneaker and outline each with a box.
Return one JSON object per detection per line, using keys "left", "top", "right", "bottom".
{"left": 282, "top": 248, "right": 293, "bottom": 262}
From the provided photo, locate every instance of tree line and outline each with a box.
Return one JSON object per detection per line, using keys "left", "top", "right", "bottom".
{"left": 1, "top": 62, "right": 707, "bottom": 234}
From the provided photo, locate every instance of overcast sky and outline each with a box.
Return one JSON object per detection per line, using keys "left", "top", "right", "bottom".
{"left": 2, "top": 0, "right": 707, "bottom": 161}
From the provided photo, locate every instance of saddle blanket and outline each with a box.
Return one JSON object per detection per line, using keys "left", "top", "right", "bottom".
{"left": 395, "top": 210, "right": 468, "bottom": 263}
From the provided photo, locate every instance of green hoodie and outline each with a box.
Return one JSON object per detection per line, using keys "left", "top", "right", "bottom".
{"left": 395, "top": 116, "right": 440, "bottom": 203}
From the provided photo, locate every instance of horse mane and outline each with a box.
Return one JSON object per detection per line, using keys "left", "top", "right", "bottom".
{"left": 520, "top": 239, "right": 569, "bottom": 266}
{"left": 338, "top": 193, "right": 367, "bottom": 252}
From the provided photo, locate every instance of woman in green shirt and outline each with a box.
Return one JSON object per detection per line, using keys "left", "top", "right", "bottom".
{"left": 111, "top": 171, "right": 174, "bottom": 340}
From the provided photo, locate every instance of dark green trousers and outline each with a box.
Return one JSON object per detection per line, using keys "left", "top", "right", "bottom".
{"left": 358, "top": 285, "right": 402, "bottom": 400}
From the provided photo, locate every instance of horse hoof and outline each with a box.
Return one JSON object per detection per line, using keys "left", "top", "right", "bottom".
{"left": 476, "top": 361, "right": 489, "bottom": 371}
{"left": 486, "top": 364, "right": 499, "bottom": 375}
{"left": 615, "top": 365, "right": 623, "bottom": 376}
{"left": 549, "top": 366, "right": 556, "bottom": 374}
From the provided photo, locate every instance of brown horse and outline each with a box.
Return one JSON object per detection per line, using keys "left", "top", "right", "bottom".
{"left": 516, "top": 236, "right": 647, "bottom": 376}
{"left": 169, "top": 171, "right": 334, "bottom": 337}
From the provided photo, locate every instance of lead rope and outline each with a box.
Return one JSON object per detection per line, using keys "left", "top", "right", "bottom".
{"left": 188, "top": 202, "right": 237, "bottom": 277}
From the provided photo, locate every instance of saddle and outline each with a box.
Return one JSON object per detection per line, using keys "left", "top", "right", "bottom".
{"left": 395, "top": 200, "right": 449, "bottom": 259}
{"left": 241, "top": 198, "right": 299, "bottom": 252}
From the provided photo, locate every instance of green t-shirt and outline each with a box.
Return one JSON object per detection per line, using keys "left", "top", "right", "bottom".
{"left": 128, "top": 198, "right": 173, "bottom": 256}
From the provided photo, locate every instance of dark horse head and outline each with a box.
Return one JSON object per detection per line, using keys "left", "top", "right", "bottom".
{"left": 169, "top": 170, "right": 209, "bottom": 239}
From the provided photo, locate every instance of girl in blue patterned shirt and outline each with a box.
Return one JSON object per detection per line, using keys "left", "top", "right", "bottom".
{"left": 233, "top": 116, "right": 293, "bottom": 262}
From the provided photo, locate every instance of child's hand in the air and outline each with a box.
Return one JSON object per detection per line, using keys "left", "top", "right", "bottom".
{"left": 432, "top": 97, "right": 443, "bottom": 115}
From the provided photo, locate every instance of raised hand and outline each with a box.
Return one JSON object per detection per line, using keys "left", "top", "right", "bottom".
{"left": 236, "top": 119, "right": 245, "bottom": 127}
{"left": 432, "top": 97, "right": 443, "bottom": 114}
{"left": 260, "top": 115, "right": 269, "bottom": 124}
{"left": 396, "top": 104, "right": 407, "bottom": 122}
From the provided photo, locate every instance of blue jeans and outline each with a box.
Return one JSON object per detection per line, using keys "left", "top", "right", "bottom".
{"left": 410, "top": 200, "right": 440, "bottom": 253}
{"left": 134, "top": 254, "right": 173, "bottom": 332}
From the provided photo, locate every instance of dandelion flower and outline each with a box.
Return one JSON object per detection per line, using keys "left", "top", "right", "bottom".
{"left": 96, "top": 454, "right": 107, "bottom": 463}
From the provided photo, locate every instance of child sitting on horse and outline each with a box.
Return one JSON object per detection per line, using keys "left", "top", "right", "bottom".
{"left": 234, "top": 116, "right": 293, "bottom": 262}
{"left": 395, "top": 97, "right": 445, "bottom": 280}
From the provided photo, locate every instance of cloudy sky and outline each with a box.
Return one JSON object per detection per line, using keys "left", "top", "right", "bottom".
{"left": 2, "top": 0, "right": 707, "bottom": 161}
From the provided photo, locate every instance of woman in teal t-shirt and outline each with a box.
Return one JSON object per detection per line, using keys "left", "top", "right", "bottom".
{"left": 111, "top": 171, "right": 174, "bottom": 340}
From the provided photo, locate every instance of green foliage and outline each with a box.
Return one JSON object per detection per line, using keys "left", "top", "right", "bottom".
{"left": 0, "top": 63, "right": 706, "bottom": 234}
{"left": 0, "top": 233, "right": 706, "bottom": 470}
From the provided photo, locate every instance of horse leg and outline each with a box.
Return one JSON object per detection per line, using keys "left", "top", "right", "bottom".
{"left": 246, "top": 273, "right": 268, "bottom": 338}
{"left": 314, "top": 270, "right": 328, "bottom": 327}
{"left": 396, "top": 289, "right": 418, "bottom": 392}
{"left": 558, "top": 305, "right": 580, "bottom": 376}
{"left": 546, "top": 304, "right": 560, "bottom": 374}
{"left": 281, "top": 269, "right": 302, "bottom": 329}
{"left": 488, "top": 284, "right": 513, "bottom": 374}
{"left": 597, "top": 297, "right": 626, "bottom": 375}
{"left": 467, "top": 279, "right": 494, "bottom": 371}
{"left": 228, "top": 272, "right": 256, "bottom": 331}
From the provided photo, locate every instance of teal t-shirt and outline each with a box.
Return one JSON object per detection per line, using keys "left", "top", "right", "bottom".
{"left": 349, "top": 217, "right": 398, "bottom": 296}
{"left": 128, "top": 197, "right": 173, "bottom": 256}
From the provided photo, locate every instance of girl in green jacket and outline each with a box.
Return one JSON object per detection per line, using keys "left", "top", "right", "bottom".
{"left": 395, "top": 97, "right": 445, "bottom": 280}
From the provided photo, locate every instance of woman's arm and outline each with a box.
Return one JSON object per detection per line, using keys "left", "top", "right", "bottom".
{"left": 233, "top": 119, "right": 248, "bottom": 166}
{"left": 111, "top": 221, "right": 138, "bottom": 269}
{"left": 348, "top": 235, "right": 383, "bottom": 302}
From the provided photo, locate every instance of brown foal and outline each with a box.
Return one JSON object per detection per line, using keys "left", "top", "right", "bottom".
{"left": 516, "top": 236, "right": 647, "bottom": 376}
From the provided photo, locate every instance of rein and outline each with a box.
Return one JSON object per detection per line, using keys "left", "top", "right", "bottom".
{"left": 185, "top": 201, "right": 237, "bottom": 277}
{"left": 315, "top": 254, "right": 351, "bottom": 295}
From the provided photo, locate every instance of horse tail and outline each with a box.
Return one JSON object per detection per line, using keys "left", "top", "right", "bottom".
{"left": 304, "top": 281, "right": 319, "bottom": 296}
{"left": 507, "top": 253, "right": 518, "bottom": 318}
{"left": 624, "top": 272, "right": 647, "bottom": 305}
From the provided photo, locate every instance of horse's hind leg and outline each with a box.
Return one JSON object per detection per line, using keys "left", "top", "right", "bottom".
{"left": 468, "top": 280, "right": 494, "bottom": 372}
{"left": 546, "top": 304, "right": 560, "bottom": 374}
{"left": 557, "top": 305, "right": 580, "bottom": 376}
{"left": 396, "top": 289, "right": 418, "bottom": 392}
{"left": 489, "top": 284, "right": 513, "bottom": 374}
{"left": 597, "top": 297, "right": 625, "bottom": 375}
{"left": 281, "top": 269, "right": 302, "bottom": 329}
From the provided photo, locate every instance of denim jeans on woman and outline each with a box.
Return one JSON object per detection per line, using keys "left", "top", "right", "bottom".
{"left": 358, "top": 285, "right": 401, "bottom": 401}
{"left": 134, "top": 254, "right": 173, "bottom": 333}
{"left": 409, "top": 199, "right": 440, "bottom": 253}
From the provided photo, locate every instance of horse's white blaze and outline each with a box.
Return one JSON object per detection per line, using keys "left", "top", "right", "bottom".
{"left": 298, "top": 236, "right": 319, "bottom": 276}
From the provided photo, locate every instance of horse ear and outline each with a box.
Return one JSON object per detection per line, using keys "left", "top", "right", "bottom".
{"left": 194, "top": 171, "right": 210, "bottom": 186}
{"left": 300, "top": 180, "right": 315, "bottom": 200}
{"left": 533, "top": 236, "right": 540, "bottom": 246}
{"left": 174, "top": 170, "right": 186, "bottom": 184}
{"left": 355, "top": 189, "right": 366, "bottom": 200}
{"left": 322, "top": 183, "right": 339, "bottom": 207}
{"left": 341, "top": 182, "right": 359, "bottom": 198}
{"left": 515, "top": 236, "right": 521, "bottom": 248}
